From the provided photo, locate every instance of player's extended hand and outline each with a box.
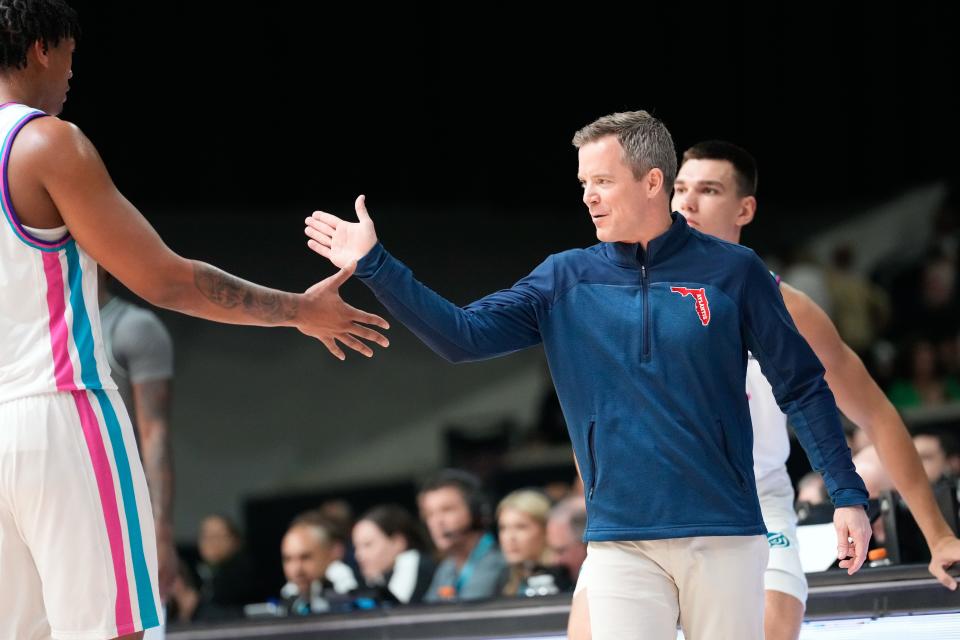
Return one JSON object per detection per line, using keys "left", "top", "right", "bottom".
{"left": 297, "top": 263, "right": 389, "bottom": 360}
{"left": 834, "top": 505, "right": 872, "bottom": 575}
{"left": 305, "top": 194, "right": 379, "bottom": 269}
{"left": 929, "top": 535, "right": 960, "bottom": 590}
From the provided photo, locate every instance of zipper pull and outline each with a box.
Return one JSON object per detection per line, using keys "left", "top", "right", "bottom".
{"left": 641, "top": 264, "right": 647, "bottom": 280}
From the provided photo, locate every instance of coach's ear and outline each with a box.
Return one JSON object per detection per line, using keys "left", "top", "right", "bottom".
{"left": 644, "top": 168, "right": 666, "bottom": 199}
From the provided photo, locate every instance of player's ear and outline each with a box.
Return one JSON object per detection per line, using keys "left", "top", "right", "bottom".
{"left": 29, "top": 40, "right": 52, "bottom": 69}
{"left": 735, "top": 196, "right": 756, "bottom": 228}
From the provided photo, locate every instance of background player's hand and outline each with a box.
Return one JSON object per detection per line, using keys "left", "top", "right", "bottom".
{"left": 297, "top": 263, "right": 389, "bottom": 359}
{"left": 305, "top": 194, "right": 379, "bottom": 268}
{"left": 834, "top": 505, "right": 872, "bottom": 574}
{"left": 157, "top": 538, "right": 179, "bottom": 601}
{"left": 929, "top": 535, "right": 960, "bottom": 590}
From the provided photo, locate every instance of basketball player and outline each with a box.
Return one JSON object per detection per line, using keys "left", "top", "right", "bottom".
{"left": 0, "top": 2, "right": 388, "bottom": 639}
{"left": 305, "top": 111, "right": 871, "bottom": 639}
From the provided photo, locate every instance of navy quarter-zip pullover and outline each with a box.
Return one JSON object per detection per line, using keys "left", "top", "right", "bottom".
{"left": 356, "top": 213, "right": 868, "bottom": 541}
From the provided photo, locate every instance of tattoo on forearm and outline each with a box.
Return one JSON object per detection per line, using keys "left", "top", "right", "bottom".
{"left": 193, "top": 263, "right": 298, "bottom": 322}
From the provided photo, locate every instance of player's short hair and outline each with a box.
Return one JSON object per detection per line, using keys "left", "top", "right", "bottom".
{"left": 0, "top": 0, "right": 80, "bottom": 71}
{"left": 682, "top": 140, "right": 759, "bottom": 197}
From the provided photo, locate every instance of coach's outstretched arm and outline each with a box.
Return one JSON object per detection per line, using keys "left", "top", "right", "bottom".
{"left": 305, "top": 195, "right": 550, "bottom": 362}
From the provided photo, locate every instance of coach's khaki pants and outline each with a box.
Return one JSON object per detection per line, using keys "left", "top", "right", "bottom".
{"left": 584, "top": 536, "right": 768, "bottom": 640}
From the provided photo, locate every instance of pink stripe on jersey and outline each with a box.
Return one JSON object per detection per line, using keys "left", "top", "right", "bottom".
{"left": 41, "top": 251, "right": 77, "bottom": 390}
{"left": 72, "top": 389, "right": 136, "bottom": 635}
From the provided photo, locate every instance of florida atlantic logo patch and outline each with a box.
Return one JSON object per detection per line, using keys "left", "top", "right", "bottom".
{"left": 670, "top": 287, "right": 711, "bottom": 326}
{"left": 766, "top": 531, "right": 791, "bottom": 548}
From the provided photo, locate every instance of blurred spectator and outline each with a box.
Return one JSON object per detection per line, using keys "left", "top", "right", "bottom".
{"left": 915, "top": 433, "right": 952, "bottom": 484}
{"left": 854, "top": 432, "right": 960, "bottom": 553}
{"left": 918, "top": 251, "right": 960, "bottom": 341}
{"left": 418, "top": 469, "right": 507, "bottom": 602}
{"left": 796, "top": 472, "right": 827, "bottom": 506}
{"left": 937, "top": 332, "right": 960, "bottom": 378}
{"left": 890, "top": 249, "right": 960, "bottom": 344}
{"left": 546, "top": 496, "right": 588, "bottom": 586}
{"left": 826, "top": 244, "right": 890, "bottom": 355}
{"left": 166, "top": 559, "right": 200, "bottom": 624}
{"left": 194, "top": 515, "right": 259, "bottom": 621}
{"left": 847, "top": 422, "right": 872, "bottom": 456}
{"left": 869, "top": 340, "right": 899, "bottom": 391}
{"left": 887, "top": 339, "right": 960, "bottom": 409}
{"left": 853, "top": 445, "right": 893, "bottom": 498}
{"left": 795, "top": 472, "right": 831, "bottom": 526}
{"left": 946, "top": 432, "right": 960, "bottom": 478}
{"left": 352, "top": 504, "right": 436, "bottom": 605}
{"left": 319, "top": 499, "right": 354, "bottom": 532}
{"left": 309, "top": 503, "right": 360, "bottom": 594}
{"left": 854, "top": 431, "right": 960, "bottom": 499}
{"left": 783, "top": 249, "right": 833, "bottom": 319}
{"left": 279, "top": 513, "right": 356, "bottom": 615}
{"left": 497, "top": 489, "right": 566, "bottom": 597}
{"left": 542, "top": 479, "right": 574, "bottom": 504}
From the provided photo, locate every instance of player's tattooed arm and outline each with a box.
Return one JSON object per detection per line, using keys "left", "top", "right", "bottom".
{"left": 192, "top": 263, "right": 299, "bottom": 323}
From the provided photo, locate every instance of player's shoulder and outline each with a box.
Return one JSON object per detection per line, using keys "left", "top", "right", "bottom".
{"left": 16, "top": 116, "right": 90, "bottom": 158}
{"left": 778, "top": 280, "right": 818, "bottom": 314}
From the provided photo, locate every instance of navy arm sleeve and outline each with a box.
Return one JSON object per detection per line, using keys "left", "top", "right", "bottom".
{"left": 739, "top": 253, "right": 868, "bottom": 508}
{"left": 354, "top": 243, "right": 553, "bottom": 363}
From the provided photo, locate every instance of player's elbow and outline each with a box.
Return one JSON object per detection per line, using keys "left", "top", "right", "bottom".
{"left": 135, "top": 259, "right": 196, "bottom": 311}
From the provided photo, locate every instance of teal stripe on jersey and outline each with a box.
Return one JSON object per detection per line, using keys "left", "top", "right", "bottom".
{"left": 93, "top": 389, "right": 160, "bottom": 629}
{"left": 64, "top": 242, "right": 100, "bottom": 388}
{"left": 64, "top": 245, "right": 159, "bottom": 628}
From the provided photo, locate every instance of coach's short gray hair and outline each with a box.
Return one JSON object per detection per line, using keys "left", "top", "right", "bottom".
{"left": 572, "top": 110, "right": 677, "bottom": 192}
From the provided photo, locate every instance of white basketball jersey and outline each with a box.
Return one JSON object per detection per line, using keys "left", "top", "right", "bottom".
{"left": 747, "top": 354, "right": 790, "bottom": 480}
{"left": 0, "top": 102, "right": 115, "bottom": 404}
